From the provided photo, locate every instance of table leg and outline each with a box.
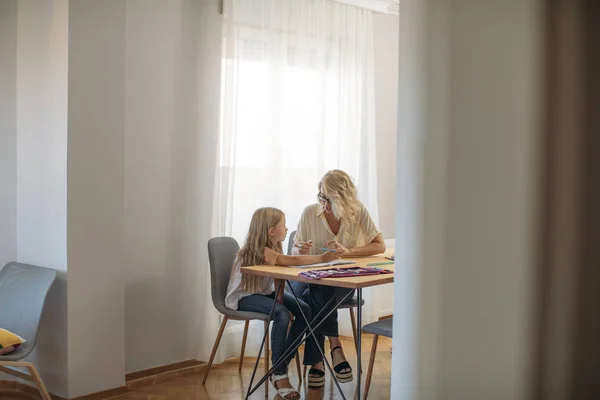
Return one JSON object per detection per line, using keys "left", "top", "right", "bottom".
{"left": 357, "top": 288, "right": 363, "bottom": 399}
{"left": 246, "top": 281, "right": 353, "bottom": 400}
{"left": 286, "top": 281, "right": 347, "bottom": 400}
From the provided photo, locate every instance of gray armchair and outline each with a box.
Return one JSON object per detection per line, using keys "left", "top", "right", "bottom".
{"left": 0, "top": 262, "right": 58, "bottom": 400}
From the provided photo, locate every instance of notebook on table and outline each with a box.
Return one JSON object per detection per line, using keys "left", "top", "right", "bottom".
{"left": 292, "top": 259, "right": 356, "bottom": 269}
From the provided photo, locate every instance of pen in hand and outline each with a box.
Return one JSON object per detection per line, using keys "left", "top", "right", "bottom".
{"left": 320, "top": 247, "right": 337, "bottom": 252}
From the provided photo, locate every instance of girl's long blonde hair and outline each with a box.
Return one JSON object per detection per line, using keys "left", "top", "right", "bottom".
{"left": 319, "top": 170, "right": 361, "bottom": 222}
{"left": 237, "top": 207, "right": 284, "bottom": 293}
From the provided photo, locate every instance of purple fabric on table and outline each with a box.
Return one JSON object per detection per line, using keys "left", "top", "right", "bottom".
{"left": 299, "top": 266, "right": 393, "bottom": 280}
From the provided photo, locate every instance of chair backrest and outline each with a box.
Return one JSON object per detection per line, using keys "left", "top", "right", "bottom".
{"left": 208, "top": 237, "right": 240, "bottom": 315}
{"left": 0, "top": 262, "right": 57, "bottom": 348}
{"left": 287, "top": 230, "right": 297, "bottom": 255}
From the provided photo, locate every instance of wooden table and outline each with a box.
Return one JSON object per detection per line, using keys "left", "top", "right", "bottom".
{"left": 241, "top": 250, "right": 394, "bottom": 400}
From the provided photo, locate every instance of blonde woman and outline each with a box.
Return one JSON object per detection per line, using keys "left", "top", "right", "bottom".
{"left": 291, "top": 170, "right": 385, "bottom": 387}
{"left": 225, "top": 207, "right": 339, "bottom": 400}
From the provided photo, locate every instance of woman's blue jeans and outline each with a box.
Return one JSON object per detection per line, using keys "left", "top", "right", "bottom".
{"left": 289, "top": 281, "right": 355, "bottom": 365}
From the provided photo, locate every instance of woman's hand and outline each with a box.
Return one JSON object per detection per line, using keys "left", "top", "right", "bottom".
{"left": 323, "top": 240, "right": 350, "bottom": 256}
{"left": 320, "top": 250, "right": 341, "bottom": 262}
{"left": 294, "top": 240, "right": 313, "bottom": 255}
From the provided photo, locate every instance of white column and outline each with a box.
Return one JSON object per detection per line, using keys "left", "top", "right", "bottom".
{"left": 67, "top": 0, "right": 126, "bottom": 396}
{"left": 0, "top": 0, "right": 17, "bottom": 267}
{"left": 392, "top": 0, "right": 426, "bottom": 398}
{"left": 393, "top": 0, "right": 542, "bottom": 399}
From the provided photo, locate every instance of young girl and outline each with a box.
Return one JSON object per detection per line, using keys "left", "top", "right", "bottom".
{"left": 225, "top": 207, "right": 339, "bottom": 400}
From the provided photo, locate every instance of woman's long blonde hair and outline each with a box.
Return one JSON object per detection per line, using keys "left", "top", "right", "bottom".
{"left": 319, "top": 170, "right": 361, "bottom": 222}
{"left": 237, "top": 207, "right": 284, "bottom": 293}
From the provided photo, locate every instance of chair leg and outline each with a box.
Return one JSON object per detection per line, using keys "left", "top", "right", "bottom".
{"left": 349, "top": 307, "right": 358, "bottom": 351}
{"left": 26, "top": 363, "right": 52, "bottom": 400}
{"left": 264, "top": 320, "right": 270, "bottom": 399}
{"left": 295, "top": 352, "right": 302, "bottom": 383}
{"left": 239, "top": 320, "right": 250, "bottom": 371}
{"left": 364, "top": 334, "right": 379, "bottom": 400}
{"left": 202, "top": 316, "right": 229, "bottom": 384}
{"left": 349, "top": 307, "right": 362, "bottom": 373}
{"left": 0, "top": 362, "right": 51, "bottom": 400}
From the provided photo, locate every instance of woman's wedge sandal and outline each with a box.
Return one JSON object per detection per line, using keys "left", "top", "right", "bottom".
{"left": 330, "top": 346, "right": 353, "bottom": 383}
{"left": 307, "top": 367, "right": 326, "bottom": 388}
{"left": 270, "top": 374, "right": 300, "bottom": 399}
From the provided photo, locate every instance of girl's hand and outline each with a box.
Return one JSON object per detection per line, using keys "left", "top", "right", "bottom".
{"left": 323, "top": 240, "right": 350, "bottom": 256}
{"left": 294, "top": 240, "right": 313, "bottom": 255}
{"left": 321, "top": 250, "right": 341, "bottom": 262}
{"left": 264, "top": 248, "right": 280, "bottom": 265}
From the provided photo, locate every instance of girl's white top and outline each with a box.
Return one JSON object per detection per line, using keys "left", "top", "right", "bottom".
{"left": 225, "top": 259, "right": 274, "bottom": 310}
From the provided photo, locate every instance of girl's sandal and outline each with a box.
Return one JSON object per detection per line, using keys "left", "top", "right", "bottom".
{"left": 270, "top": 374, "right": 300, "bottom": 399}
{"left": 330, "top": 346, "right": 353, "bottom": 383}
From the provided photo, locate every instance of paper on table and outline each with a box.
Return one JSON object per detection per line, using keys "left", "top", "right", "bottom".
{"left": 292, "top": 259, "right": 356, "bottom": 269}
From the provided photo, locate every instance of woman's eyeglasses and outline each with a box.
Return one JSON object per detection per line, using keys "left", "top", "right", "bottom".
{"left": 318, "top": 193, "right": 331, "bottom": 204}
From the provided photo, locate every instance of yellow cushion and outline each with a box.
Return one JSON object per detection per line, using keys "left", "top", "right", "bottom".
{"left": 0, "top": 328, "right": 25, "bottom": 355}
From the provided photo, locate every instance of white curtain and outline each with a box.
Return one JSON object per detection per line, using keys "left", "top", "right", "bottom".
{"left": 219, "top": 0, "right": 379, "bottom": 249}
{"left": 217, "top": 0, "right": 382, "bottom": 347}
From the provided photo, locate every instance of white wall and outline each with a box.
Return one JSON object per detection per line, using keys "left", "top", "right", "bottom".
{"left": 374, "top": 13, "right": 399, "bottom": 239}
{"left": 0, "top": 0, "right": 17, "bottom": 267}
{"left": 124, "top": 0, "right": 180, "bottom": 372}
{"left": 124, "top": 0, "right": 224, "bottom": 373}
{"left": 392, "top": 1, "right": 541, "bottom": 399}
{"left": 16, "top": 0, "right": 68, "bottom": 269}
{"left": 67, "top": 0, "right": 126, "bottom": 396}
{"left": 124, "top": 0, "right": 198, "bottom": 372}
{"left": 14, "top": 0, "right": 69, "bottom": 395}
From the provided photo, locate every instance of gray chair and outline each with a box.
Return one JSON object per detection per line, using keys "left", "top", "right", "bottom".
{"left": 202, "top": 237, "right": 301, "bottom": 395}
{"left": 288, "top": 230, "right": 365, "bottom": 369}
{"left": 286, "top": 230, "right": 298, "bottom": 256}
{"left": 362, "top": 317, "right": 393, "bottom": 400}
{"left": 0, "top": 262, "right": 58, "bottom": 400}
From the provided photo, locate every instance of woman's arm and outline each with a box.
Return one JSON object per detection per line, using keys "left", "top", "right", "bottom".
{"left": 291, "top": 240, "right": 313, "bottom": 255}
{"left": 349, "top": 234, "right": 386, "bottom": 256}
{"left": 324, "top": 233, "right": 386, "bottom": 257}
{"left": 326, "top": 205, "right": 386, "bottom": 256}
